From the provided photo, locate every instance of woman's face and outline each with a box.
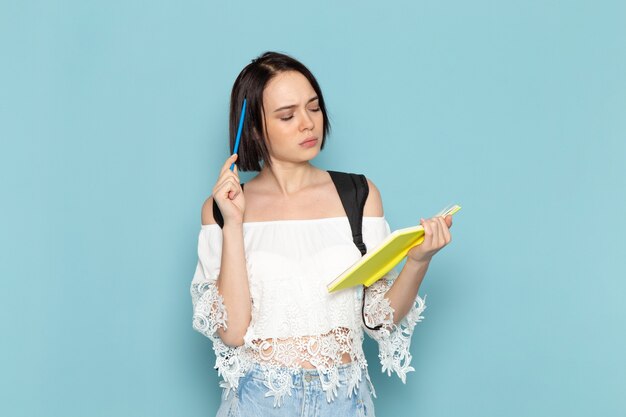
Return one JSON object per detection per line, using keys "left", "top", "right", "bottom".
{"left": 261, "top": 71, "right": 324, "bottom": 165}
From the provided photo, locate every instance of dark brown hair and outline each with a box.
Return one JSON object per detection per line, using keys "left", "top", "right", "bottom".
{"left": 229, "top": 51, "right": 331, "bottom": 171}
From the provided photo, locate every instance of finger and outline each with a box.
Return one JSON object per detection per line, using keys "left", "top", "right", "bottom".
{"left": 440, "top": 216, "right": 452, "bottom": 244}
{"left": 232, "top": 164, "right": 241, "bottom": 183}
{"left": 428, "top": 218, "right": 440, "bottom": 248}
{"left": 432, "top": 218, "right": 443, "bottom": 248}
{"left": 430, "top": 217, "right": 440, "bottom": 247}
{"left": 213, "top": 178, "right": 234, "bottom": 199}
{"left": 225, "top": 182, "right": 241, "bottom": 201}
{"left": 435, "top": 217, "right": 447, "bottom": 246}
{"left": 421, "top": 218, "right": 432, "bottom": 247}
{"left": 224, "top": 179, "right": 241, "bottom": 200}
{"left": 445, "top": 215, "right": 453, "bottom": 229}
{"left": 215, "top": 167, "right": 240, "bottom": 189}
{"left": 430, "top": 218, "right": 439, "bottom": 246}
{"left": 220, "top": 154, "right": 238, "bottom": 176}
{"left": 214, "top": 178, "right": 240, "bottom": 201}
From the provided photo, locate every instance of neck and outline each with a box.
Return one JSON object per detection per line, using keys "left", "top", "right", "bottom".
{"left": 258, "top": 161, "right": 320, "bottom": 196}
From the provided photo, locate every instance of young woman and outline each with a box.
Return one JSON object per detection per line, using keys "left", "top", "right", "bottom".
{"left": 191, "top": 51, "right": 453, "bottom": 417}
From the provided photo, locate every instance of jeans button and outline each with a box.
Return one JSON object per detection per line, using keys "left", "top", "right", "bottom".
{"left": 304, "top": 374, "right": 312, "bottom": 382}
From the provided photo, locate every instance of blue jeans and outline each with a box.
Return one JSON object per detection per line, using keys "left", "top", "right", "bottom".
{"left": 216, "top": 363, "right": 376, "bottom": 417}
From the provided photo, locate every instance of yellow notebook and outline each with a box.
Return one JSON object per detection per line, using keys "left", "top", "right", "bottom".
{"left": 327, "top": 204, "right": 461, "bottom": 293}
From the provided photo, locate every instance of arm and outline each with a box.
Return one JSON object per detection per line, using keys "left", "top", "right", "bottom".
{"left": 363, "top": 179, "right": 452, "bottom": 325}
{"left": 199, "top": 154, "right": 252, "bottom": 347}
{"left": 201, "top": 197, "right": 251, "bottom": 347}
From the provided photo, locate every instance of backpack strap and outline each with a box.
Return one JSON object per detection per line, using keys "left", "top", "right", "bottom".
{"left": 328, "top": 171, "right": 382, "bottom": 331}
{"left": 212, "top": 183, "right": 244, "bottom": 228}
{"left": 327, "top": 171, "right": 368, "bottom": 256}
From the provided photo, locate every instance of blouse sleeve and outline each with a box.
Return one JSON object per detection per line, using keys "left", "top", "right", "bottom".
{"left": 360, "top": 218, "right": 427, "bottom": 383}
{"left": 190, "top": 226, "right": 227, "bottom": 337}
{"left": 190, "top": 225, "right": 247, "bottom": 389}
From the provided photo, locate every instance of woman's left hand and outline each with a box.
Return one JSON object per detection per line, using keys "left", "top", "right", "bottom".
{"left": 406, "top": 216, "right": 453, "bottom": 263}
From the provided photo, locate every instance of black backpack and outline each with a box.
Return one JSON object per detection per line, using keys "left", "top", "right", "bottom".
{"left": 212, "top": 170, "right": 382, "bottom": 330}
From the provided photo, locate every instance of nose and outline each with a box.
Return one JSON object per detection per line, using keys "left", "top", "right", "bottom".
{"left": 299, "top": 109, "right": 315, "bottom": 132}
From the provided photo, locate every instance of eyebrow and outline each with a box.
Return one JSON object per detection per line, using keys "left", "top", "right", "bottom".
{"left": 273, "top": 96, "right": 319, "bottom": 113}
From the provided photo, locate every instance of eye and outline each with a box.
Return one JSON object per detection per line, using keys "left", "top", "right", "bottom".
{"left": 309, "top": 107, "right": 321, "bottom": 112}
{"left": 280, "top": 114, "right": 294, "bottom": 121}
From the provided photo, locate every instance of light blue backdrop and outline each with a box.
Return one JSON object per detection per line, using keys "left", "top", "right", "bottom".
{"left": 1, "top": 1, "right": 625, "bottom": 416}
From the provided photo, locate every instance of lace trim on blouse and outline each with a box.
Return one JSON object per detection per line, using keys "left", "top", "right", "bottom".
{"left": 190, "top": 217, "right": 427, "bottom": 406}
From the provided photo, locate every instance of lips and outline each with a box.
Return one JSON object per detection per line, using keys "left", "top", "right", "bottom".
{"left": 299, "top": 138, "right": 318, "bottom": 148}
{"left": 299, "top": 137, "right": 318, "bottom": 145}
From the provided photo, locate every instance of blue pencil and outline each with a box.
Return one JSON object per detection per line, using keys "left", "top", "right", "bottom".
{"left": 230, "top": 98, "right": 247, "bottom": 171}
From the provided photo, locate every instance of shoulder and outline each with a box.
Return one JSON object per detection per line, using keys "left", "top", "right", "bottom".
{"left": 363, "top": 176, "right": 384, "bottom": 217}
{"left": 201, "top": 196, "right": 217, "bottom": 225}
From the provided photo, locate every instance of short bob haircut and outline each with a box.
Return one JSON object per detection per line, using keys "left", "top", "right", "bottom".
{"left": 229, "top": 51, "right": 331, "bottom": 172}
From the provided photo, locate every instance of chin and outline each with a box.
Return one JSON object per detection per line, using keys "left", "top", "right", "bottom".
{"left": 306, "top": 148, "right": 321, "bottom": 159}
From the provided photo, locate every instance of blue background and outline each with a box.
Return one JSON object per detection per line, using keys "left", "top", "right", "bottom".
{"left": 1, "top": 1, "right": 625, "bottom": 416}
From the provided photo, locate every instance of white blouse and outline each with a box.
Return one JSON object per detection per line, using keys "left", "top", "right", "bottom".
{"left": 190, "top": 216, "right": 426, "bottom": 406}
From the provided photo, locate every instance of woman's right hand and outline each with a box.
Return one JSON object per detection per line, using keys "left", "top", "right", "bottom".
{"left": 212, "top": 154, "right": 245, "bottom": 226}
